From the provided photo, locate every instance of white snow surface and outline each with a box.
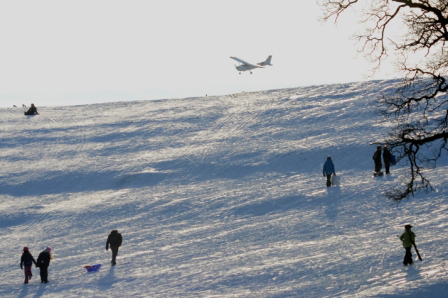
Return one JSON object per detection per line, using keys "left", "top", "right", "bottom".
{"left": 1, "top": 79, "right": 448, "bottom": 297}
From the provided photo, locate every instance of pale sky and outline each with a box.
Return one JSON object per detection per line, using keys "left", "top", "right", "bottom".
{"left": 0, "top": 0, "right": 398, "bottom": 108}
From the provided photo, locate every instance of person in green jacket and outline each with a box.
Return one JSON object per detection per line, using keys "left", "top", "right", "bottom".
{"left": 399, "top": 224, "right": 416, "bottom": 265}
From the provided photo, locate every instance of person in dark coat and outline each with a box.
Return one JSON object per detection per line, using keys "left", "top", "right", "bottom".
{"left": 24, "top": 103, "right": 39, "bottom": 115}
{"left": 106, "top": 230, "right": 122, "bottom": 266}
{"left": 36, "top": 246, "right": 53, "bottom": 283}
{"left": 322, "top": 156, "right": 336, "bottom": 187}
{"left": 399, "top": 224, "right": 416, "bottom": 266}
{"left": 383, "top": 144, "right": 391, "bottom": 174}
{"left": 373, "top": 146, "right": 382, "bottom": 173}
{"left": 20, "top": 247, "right": 37, "bottom": 284}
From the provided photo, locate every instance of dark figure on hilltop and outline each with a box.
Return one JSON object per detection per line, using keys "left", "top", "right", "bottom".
{"left": 399, "top": 224, "right": 416, "bottom": 266}
{"left": 322, "top": 156, "right": 336, "bottom": 187}
{"left": 20, "top": 247, "right": 37, "bottom": 284}
{"left": 24, "top": 103, "right": 39, "bottom": 115}
{"left": 106, "top": 230, "right": 122, "bottom": 266}
{"left": 373, "top": 146, "right": 382, "bottom": 174}
{"left": 36, "top": 246, "right": 53, "bottom": 283}
{"left": 383, "top": 144, "right": 391, "bottom": 175}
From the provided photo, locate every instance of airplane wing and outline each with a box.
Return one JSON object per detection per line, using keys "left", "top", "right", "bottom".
{"left": 230, "top": 56, "right": 263, "bottom": 68}
{"left": 230, "top": 56, "right": 249, "bottom": 65}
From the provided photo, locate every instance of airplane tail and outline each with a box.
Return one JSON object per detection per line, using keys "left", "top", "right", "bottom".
{"left": 257, "top": 55, "right": 273, "bottom": 66}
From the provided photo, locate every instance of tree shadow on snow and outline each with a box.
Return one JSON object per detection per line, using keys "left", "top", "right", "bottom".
{"left": 0, "top": 170, "right": 172, "bottom": 197}
{"left": 232, "top": 195, "right": 305, "bottom": 217}
{"left": 378, "top": 276, "right": 447, "bottom": 297}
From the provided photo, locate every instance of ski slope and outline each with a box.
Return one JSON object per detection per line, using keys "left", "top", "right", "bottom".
{"left": 1, "top": 79, "right": 448, "bottom": 297}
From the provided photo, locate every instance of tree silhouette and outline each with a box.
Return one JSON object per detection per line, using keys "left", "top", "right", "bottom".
{"left": 320, "top": 0, "right": 448, "bottom": 201}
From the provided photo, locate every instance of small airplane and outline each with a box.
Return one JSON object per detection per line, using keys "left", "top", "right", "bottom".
{"left": 230, "top": 55, "right": 273, "bottom": 74}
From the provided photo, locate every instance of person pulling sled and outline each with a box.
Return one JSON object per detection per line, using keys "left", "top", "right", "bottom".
{"left": 106, "top": 230, "right": 122, "bottom": 266}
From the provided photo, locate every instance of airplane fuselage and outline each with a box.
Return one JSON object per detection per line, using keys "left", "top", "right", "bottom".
{"left": 236, "top": 64, "right": 258, "bottom": 72}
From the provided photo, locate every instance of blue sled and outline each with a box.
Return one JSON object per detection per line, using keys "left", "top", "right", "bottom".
{"left": 84, "top": 264, "right": 102, "bottom": 272}
{"left": 390, "top": 154, "right": 396, "bottom": 166}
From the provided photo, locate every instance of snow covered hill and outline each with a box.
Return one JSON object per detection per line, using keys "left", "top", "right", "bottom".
{"left": 1, "top": 79, "right": 448, "bottom": 297}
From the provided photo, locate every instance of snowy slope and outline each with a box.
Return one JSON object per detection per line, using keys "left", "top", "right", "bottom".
{"left": 1, "top": 79, "right": 448, "bottom": 297}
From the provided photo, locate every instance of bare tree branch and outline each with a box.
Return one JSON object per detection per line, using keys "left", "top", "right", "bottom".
{"left": 320, "top": 0, "right": 448, "bottom": 201}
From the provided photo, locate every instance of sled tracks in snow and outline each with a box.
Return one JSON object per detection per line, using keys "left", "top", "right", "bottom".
{"left": 176, "top": 92, "right": 280, "bottom": 181}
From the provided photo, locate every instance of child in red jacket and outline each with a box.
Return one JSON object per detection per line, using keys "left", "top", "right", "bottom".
{"left": 20, "top": 247, "right": 37, "bottom": 284}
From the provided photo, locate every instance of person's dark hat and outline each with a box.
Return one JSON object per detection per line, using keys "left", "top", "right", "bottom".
{"left": 23, "top": 247, "right": 29, "bottom": 252}
{"left": 404, "top": 224, "right": 412, "bottom": 229}
{"left": 377, "top": 145, "right": 382, "bottom": 150}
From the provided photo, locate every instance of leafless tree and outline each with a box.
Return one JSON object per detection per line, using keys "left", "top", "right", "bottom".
{"left": 320, "top": 0, "right": 448, "bottom": 201}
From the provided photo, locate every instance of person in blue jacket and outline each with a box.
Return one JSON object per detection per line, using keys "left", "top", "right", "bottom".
{"left": 323, "top": 156, "right": 336, "bottom": 187}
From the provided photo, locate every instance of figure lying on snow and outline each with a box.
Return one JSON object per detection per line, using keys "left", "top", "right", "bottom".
{"left": 24, "top": 104, "right": 39, "bottom": 115}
